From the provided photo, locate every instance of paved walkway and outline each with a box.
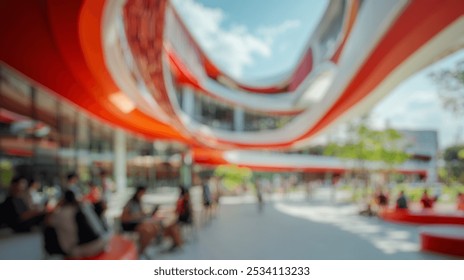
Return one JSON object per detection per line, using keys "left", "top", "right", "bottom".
{"left": 0, "top": 187, "right": 459, "bottom": 260}
{"left": 150, "top": 189, "right": 455, "bottom": 260}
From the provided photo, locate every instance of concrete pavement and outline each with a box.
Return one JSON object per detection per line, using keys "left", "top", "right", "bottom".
{"left": 152, "top": 189, "right": 455, "bottom": 260}
{"left": 0, "top": 187, "right": 458, "bottom": 259}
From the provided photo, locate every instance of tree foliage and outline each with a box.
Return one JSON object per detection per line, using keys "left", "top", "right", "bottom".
{"left": 324, "top": 117, "right": 409, "bottom": 172}
{"left": 214, "top": 165, "right": 252, "bottom": 190}
{"left": 0, "top": 160, "right": 14, "bottom": 189}
{"left": 442, "top": 145, "right": 464, "bottom": 184}
{"left": 429, "top": 59, "right": 464, "bottom": 116}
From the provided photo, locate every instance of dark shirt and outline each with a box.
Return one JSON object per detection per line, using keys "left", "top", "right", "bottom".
{"left": 396, "top": 196, "right": 408, "bottom": 209}
{"left": 421, "top": 196, "right": 434, "bottom": 209}
{"left": 2, "top": 196, "right": 29, "bottom": 226}
{"left": 202, "top": 184, "right": 211, "bottom": 204}
{"left": 176, "top": 197, "right": 192, "bottom": 223}
{"left": 122, "top": 199, "right": 144, "bottom": 223}
{"left": 377, "top": 193, "right": 388, "bottom": 206}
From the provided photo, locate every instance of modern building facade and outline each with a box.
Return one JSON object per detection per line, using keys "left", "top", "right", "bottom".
{"left": 1, "top": 0, "right": 463, "bottom": 192}
{"left": 0, "top": 66, "right": 187, "bottom": 192}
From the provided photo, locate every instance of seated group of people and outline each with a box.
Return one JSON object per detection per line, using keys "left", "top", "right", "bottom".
{"left": 359, "top": 188, "right": 443, "bottom": 216}
{"left": 1, "top": 177, "right": 48, "bottom": 233}
{"left": 359, "top": 188, "right": 390, "bottom": 217}
{"left": 377, "top": 188, "right": 441, "bottom": 211}
{"left": 387, "top": 188, "right": 464, "bottom": 213}
{"left": 120, "top": 185, "right": 191, "bottom": 255}
{"left": 0, "top": 173, "right": 195, "bottom": 259}
{"left": 391, "top": 189, "right": 439, "bottom": 210}
{"left": 0, "top": 175, "right": 110, "bottom": 258}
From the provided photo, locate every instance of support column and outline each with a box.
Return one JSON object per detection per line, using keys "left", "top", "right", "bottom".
{"left": 427, "top": 154, "right": 438, "bottom": 183}
{"left": 151, "top": 165, "right": 157, "bottom": 189}
{"left": 182, "top": 87, "right": 195, "bottom": 117}
{"left": 76, "top": 112, "right": 89, "bottom": 179}
{"left": 30, "top": 86, "right": 38, "bottom": 178}
{"left": 325, "top": 172, "right": 335, "bottom": 203}
{"left": 427, "top": 131, "right": 439, "bottom": 184}
{"left": 72, "top": 110, "right": 79, "bottom": 170}
{"left": 426, "top": 131, "right": 439, "bottom": 187}
{"left": 114, "top": 129, "right": 127, "bottom": 193}
{"left": 234, "top": 107, "right": 245, "bottom": 132}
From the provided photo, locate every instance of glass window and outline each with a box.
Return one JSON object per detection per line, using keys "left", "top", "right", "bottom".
{"left": 59, "top": 102, "right": 76, "bottom": 149}
{"left": 36, "top": 89, "right": 57, "bottom": 127}
{"left": 100, "top": 123, "right": 114, "bottom": 152}
{"left": 75, "top": 113, "right": 89, "bottom": 150}
{"left": 244, "top": 111, "right": 293, "bottom": 131}
{"left": 192, "top": 91, "right": 233, "bottom": 130}
{"left": 89, "top": 119, "right": 102, "bottom": 153}
{"left": 0, "top": 68, "right": 31, "bottom": 117}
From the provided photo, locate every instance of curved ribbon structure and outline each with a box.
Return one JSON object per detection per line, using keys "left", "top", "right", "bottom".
{"left": 1, "top": 0, "right": 463, "bottom": 171}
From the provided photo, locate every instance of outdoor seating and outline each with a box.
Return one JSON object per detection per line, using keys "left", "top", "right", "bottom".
{"left": 66, "top": 235, "right": 137, "bottom": 260}
{"left": 420, "top": 225, "right": 464, "bottom": 257}
{"left": 379, "top": 209, "right": 464, "bottom": 225}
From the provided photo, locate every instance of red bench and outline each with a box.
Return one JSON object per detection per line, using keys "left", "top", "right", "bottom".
{"left": 420, "top": 226, "right": 464, "bottom": 257}
{"left": 67, "top": 235, "right": 138, "bottom": 260}
{"left": 379, "top": 209, "right": 464, "bottom": 225}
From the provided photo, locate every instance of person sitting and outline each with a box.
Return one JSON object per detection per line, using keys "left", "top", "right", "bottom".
{"left": 83, "top": 181, "right": 102, "bottom": 204}
{"left": 176, "top": 186, "right": 192, "bottom": 225}
{"left": 3, "top": 176, "right": 47, "bottom": 232}
{"left": 376, "top": 189, "right": 389, "bottom": 209}
{"left": 395, "top": 190, "right": 408, "bottom": 210}
{"left": 420, "top": 189, "right": 435, "bottom": 210}
{"left": 49, "top": 190, "right": 110, "bottom": 258}
{"left": 65, "top": 172, "right": 81, "bottom": 198}
{"left": 359, "top": 202, "right": 376, "bottom": 217}
{"left": 83, "top": 181, "right": 107, "bottom": 228}
{"left": 24, "top": 179, "right": 45, "bottom": 211}
{"left": 457, "top": 192, "right": 464, "bottom": 211}
{"left": 99, "top": 170, "right": 115, "bottom": 203}
{"left": 120, "top": 186, "right": 182, "bottom": 255}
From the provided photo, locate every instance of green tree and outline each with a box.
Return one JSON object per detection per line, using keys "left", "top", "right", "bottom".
{"left": 379, "top": 128, "right": 410, "bottom": 181}
{"left": 0, "top": 160, "right": 14, "bottom": 189}
{"left": 430, "top": 59, "right": 464, "bottom": 184}
{"left": 443, "top": 145, "right": 464, "bottom": 185}
{"left": 324, "top": 117, "right": 409, "bottom": 198}
{"left": 214, "top": 165, "right": 253, "bottom": 191}
{"left": 302, "top": 145, "right": 325, "bottom": 156}
{"left": 430, "top": 59, "right": 464, "bottom": 116}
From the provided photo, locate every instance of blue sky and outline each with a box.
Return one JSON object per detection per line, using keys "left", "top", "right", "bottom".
{"left": 370, "top": 50, "right": 464, "bottom": 149}
{"left": 173, "top": 0, "right": 464, "bottom": 149}
{"left": 172, "top": 0, "right": 327, "bottom": 81}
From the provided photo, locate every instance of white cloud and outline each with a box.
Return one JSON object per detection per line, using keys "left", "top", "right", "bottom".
{"left": 371, "top": 89, "right": 463, "bottom": 148}
{"left": 311, "top": 89, "right": 463, "bottom": 149}
{"left": 257, "top": 20, "right": 301, "bottom": 44}
{"left": 172, "top": 0, "right": 300, "bottom": 78}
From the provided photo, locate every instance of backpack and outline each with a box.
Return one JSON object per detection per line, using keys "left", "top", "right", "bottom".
{"left": 0, "top": 201, "right": 5, "bottom": 227}
{"left": 75, "top": 207, "right": 100, "bottom": 245}
{"left": 43, "top": 226, "right": 65, "bottom": 255}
